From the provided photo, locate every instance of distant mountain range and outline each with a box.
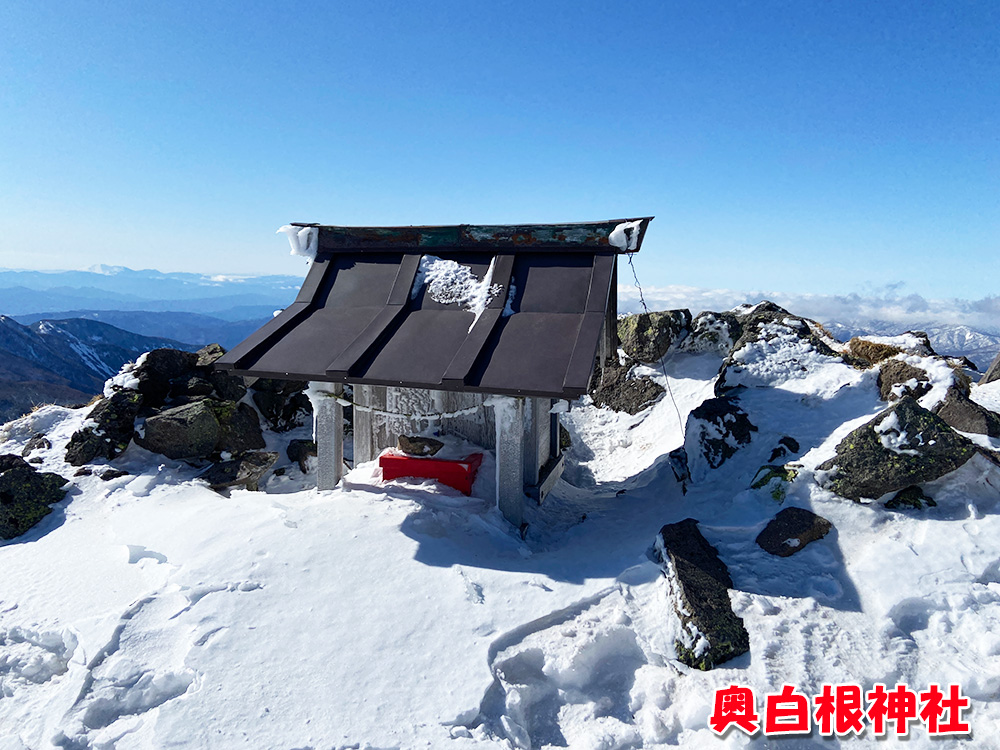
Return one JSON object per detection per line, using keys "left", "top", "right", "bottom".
{"left": 0, "top": 315, "right": 197, "bottom": 423}
{"left": 826, "top": 320, "right": 1000, "bottom": 371}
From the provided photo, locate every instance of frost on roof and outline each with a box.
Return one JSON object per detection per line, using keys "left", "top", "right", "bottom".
{"left": 276, "top": 225, "right": 318, "bottom": 262}
{"left": 608, "top": 220, "right": 643, "bottom": 251}
{"left": 411, "top": 255, "right": 503, "bottom": 332}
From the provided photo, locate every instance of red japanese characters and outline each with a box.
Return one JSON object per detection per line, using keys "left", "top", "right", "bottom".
{"left": 709, "top": 682, "right": 971, "bottom": 738}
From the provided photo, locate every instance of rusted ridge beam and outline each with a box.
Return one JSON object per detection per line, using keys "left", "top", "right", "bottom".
{"left": 441, "top": 254, "right": 516, "bottom": 388}
{"left": 324, "top": 253, "right": 422, "bottom": 380}
{"left": 214, "top": 255, "right": 333, "bottom": 371}
{"left": 306, "top": 218, "right": 654, "bottom": 253}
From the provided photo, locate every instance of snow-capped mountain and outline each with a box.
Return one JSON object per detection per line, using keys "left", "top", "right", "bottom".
{"left": 0, "top": 316, "right": 196, "bottom": 422}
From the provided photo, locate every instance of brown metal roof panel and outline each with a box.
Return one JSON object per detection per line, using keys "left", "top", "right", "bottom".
{"left": 468, "top": 313, "right": 585, "bottom": 396}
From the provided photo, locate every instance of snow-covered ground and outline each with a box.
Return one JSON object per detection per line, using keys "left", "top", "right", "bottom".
{"left": 2, "top": 349, "right": 1000, "bottom": 748}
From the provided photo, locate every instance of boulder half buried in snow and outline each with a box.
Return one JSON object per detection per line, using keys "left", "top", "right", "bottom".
{"left": 755, "top": 507, "right": 832, "bottom": 557}
{"left": 589, "top": 359, "right": 664, "bottom": 415}
{"left": 817, "top": 396, "right": 978, "bottom": 502}
{"left": 683, "top": 395, "right": 757, "bottom": 481}
{"left": 198, "top": 451, "right": 278, "bottom": 492}
{"left": 0, "top": 456, "right": 69, "bottom": 539}
{"left": 654, "top": 518, "right": 749, "bottom": 670}
{"left": 982, "top": 350, "right": 1000, "bottom": 385}
{"left": 933, "top": 387, "right": 1000, "bottom": 437}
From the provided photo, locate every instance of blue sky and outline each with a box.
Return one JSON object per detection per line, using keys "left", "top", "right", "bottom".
{"left": 1, "top": 1, "right": 996, "bottom": 299}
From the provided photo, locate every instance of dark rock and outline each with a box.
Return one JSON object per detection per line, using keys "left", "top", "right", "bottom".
{"left": 589, "top": 359, "right": 664, "bottom": 415}
{"left": 949, "top": 356, "right": 979, "bottom": 372}
{"left": 981, "top": 350, "right": 1000, "bottom": 385}
{"left": 287, "top": 439, "right": 317, "bottom": 472}
{"left": 0, "top": 464, "right": 69, "bottom": 539}
{"left": 138, "top": 400, "right": 221, "bottom": 459}
{"left": 199, "top": 451, "right": 278, "bottom": 492}
{"left": 817, "top": 396, "right": 978, "bottom": 502}
{"left": 74, "top": 467, "right": 93, "bottom": 477}
{"left": 207, "top": 370, "right": 247, "bottom": 402}
{"left": 28, "top": 458, "right": 42, "bottom": 464}
{"left": 65, "top": 389, "right": 143, "bottom": 466}
{"left": 684, "top": 396, "right": 757, "bottom": 479}
{"left": 0, "top": 454, "right": 31, "bottom": 473}
{"left": 653, "top": 518, "right": 749, "bottom": 670}
{"left": 933, "top": 387, "right": 1000, "bottom": 437}
{"left": 99, "top": 468, "right": 129, "bottom": 481}
{"left": 756, "top": 507, "right": 832, "bottom": 557}
{"left": 878, "top": 359, "right": 931, "bottom": 402}
{"left": 397, "top": 435, "right": 444, "bottom": 456}
{"left": 678, "top": 311, "right": 742, "bottom": 356}
{"left": 768, "top": 436, "right": 800, "bottom": 463}
{"left": 210, "top": 401, "right": 265, "bottom": 455}
{"left": 886, "top": 485, "right": 936, "bottom": 510}
{"left": 195, "top": 343, "right": 227, "bottom": 368}
{"left": 175, "top": 377, "right": 214, "bottom": 397}
{"left": 135, "top": 349, "right": 199, "bottom": 406}
{"left": 667, "top": 447, "right": 690, "bottom": 489}
{"left": 251, "top": 379, "right": 311, "bottom": 432}
{"left": 21, "top": 434, "right": 52, "bottom": 457}
{"left": 617, "top": 310, "right": 692, "bottom": 363}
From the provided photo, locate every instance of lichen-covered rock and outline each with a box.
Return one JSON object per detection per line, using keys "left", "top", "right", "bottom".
{"left": 933, "top": 387, "right": 1000, "bottom": 437}
{"left": 817, "top": 396, "right": 978, "bottom": 502}
{"left": 138, "top": 400, "right": 221, "bottom": 459}
{"left": 210, "top": 401, "right": 265, "bottom": 455}
{"left": 755, "top": 507, "right": 832, "bottom": 557}
{"left": 250, "top": 379, "right": 311, "bottom": 432}
{"left": 65, "top": 389, "right": 144, "bottom": 466}
{"left": 199, "top": 451, "right": 278, "bottom": 492}
{"left": 589, "top": 359, "right": 664, "bottom": 415}
{"left": 878, "top": 359, "right": 931, "bottom": 402}
{"left": 195, "top": 343, "right": 227, "bottom": 368}
{"left": 654, "top": 518, "right": 749, "bottom": 670}
{"left": 287, "top": 439, "right": 317, "bottom": 472}
{"left": 0, "top": 462, "right": 69, "bottom": 539}
{"left": 678, "top": 311, "right": 741, "bottom": 356}
{"left": 684, "top": 396, "right": 757, "bottom": 481}
{"left": 617, "top": 310, "right": 692, "bottom": 363}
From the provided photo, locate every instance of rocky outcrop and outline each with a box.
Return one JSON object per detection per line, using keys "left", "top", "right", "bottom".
{"left": 589, "top": 359, "right": 664, "bottom": 415}
{"left": 0, "top": 456, "right": 69, "bottom": 539}
{"left": 877, "top": 359, "right": 931, "bottom": 402}
{"left": 65, "top": 389, "right": 144, "bottom": 466}
{"left": 933, "top": 388, "right": 1000, "bottom": 437}
{"left": 817, "top": 396, "right": 978, "bottom": 502}
{"left": 983, "top": 350, "right": 1000, "bottom": 385}
{"left": 886, "top": 485, "right": 936, "bottom": 510}
{"left": 678, "top": 311, "right": 741, "bottom": 356}
{"left": 684, "top": 396, "right": 757, "bottom": 480}
{"left": 654, "top": 518, "right": 749, "bottom": 670}
{"left": 617, "top": 310, "right": 691, "bottom": 363}
{"left": 755, "top": 507, "right": 832, "bottom": 557}
{"left": 250, "top": 378, "right": 311, "bottom": 432}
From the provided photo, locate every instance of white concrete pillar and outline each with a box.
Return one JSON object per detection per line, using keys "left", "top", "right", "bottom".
{"left": 308, "top": 382, "right": 344, "bottom": 491}
{"left": 490, "top": 395, "right": 525, "bottom": 528}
